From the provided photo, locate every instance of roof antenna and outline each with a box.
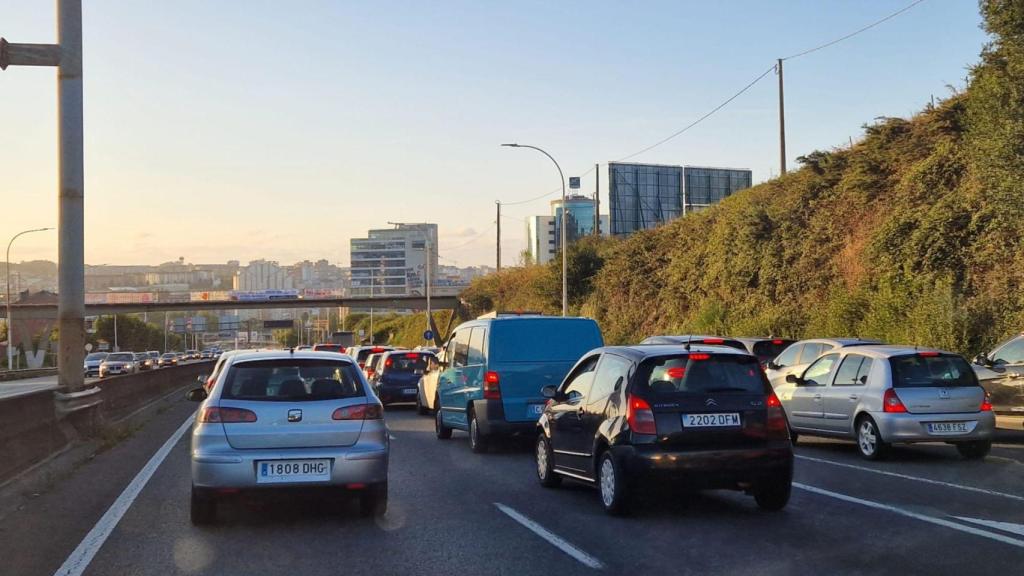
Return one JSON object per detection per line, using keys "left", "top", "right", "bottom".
{"left": 685, "top": 334, "right": 692, "bottom": 352}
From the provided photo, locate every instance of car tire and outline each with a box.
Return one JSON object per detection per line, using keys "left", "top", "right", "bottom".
{"left": 435, "top": 402, "right": 452, "bottom": 440}
{"left": 190, "top": 487, "right": 216, "bottom": 525}
{"left": 856, "top": 416, "right": 890, "bottom": 461}
{"left": 597, "top": 451, "right": 630, "bottom": 516}
{"left": 416, "top": 390, "right": 429, "bottom": 416}
{"left": 956, "top": 439, "right": 991, "bottom": 460}
{"left": 789, "top": 431, "right": 799, "bottom": 445}
{"left": 754, "top": 475, "right": 792, "bottom": 511}
{"left": 536, "top": 434, "right": 562, "bottom": 488}
{"left": 359, "top": 482, "right": 388, "bottom": 518}
{"left": 468, "top": 410, "right": 489, "bottom": 454}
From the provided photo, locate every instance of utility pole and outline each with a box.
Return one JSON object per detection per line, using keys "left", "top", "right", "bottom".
{"left": 1, "top": 1, "right": 87, "bottom": 391}
{"left": 777, "top": 58, "right": 787, "bottom": 176}
{"left": 495, "top": 201, "right": 502, "bottom": 271}
{"left": 593, "top": 164, "right": 600, "bottom": 236}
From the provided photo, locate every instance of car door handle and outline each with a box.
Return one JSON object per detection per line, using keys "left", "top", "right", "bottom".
{"left": 813, "top": 394, "right": 822, "bottom": 401}
{"left": 576, "top": 405, "right": 585, "bottom": 418}
{"left": 848, "top": 394, "right": 859, "bottom": 400}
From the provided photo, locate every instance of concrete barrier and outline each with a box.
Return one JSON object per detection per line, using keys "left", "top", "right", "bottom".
{"left": 0, "top": 368, "right": 57, "bottom": 382}
{"left": 0, "top": 361, "right": 213, "bottom": 485}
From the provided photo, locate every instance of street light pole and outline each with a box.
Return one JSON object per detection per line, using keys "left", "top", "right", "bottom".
{"left": 501, "top": 143, "right": 567, "bottom": 316}
{"left": 2, "top": 1, "right": 87, "bottom": 390}
{"left": 6, "top": 227, "right": 53, "bottom": 370}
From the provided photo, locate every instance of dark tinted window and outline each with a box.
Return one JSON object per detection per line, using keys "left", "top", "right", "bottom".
{"left": 356, "top": 347, "right": 391, "bottom": 363}
{"left": 751, "top": 340, "right": 793, "bottom": 363}
{"left": 223, "top": 359, "right": 364, "bottom": 401}
{"left": 833, "top": 355, "right": 866, "bottom": 386}
{"left": 312, "top": 344, "right": 344, "bottom": 353}
{"left": 107, "top": 353, "right": 133, "bottom": 362}
{"left": 385, "top": 352, "right": 430, "bottom": 373}
{"left": 637, "top": 354, "right": 767, "bottom": 395}
{"left": 85, "top": 353, "right": 107, "bottom": 361}
{"left": 890, "top": 354, "right": 977, "bottom": 388}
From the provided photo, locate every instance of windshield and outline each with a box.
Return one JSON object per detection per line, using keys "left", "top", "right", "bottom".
{"left": 222, "top": 359, "right": 364, "bottom": 401}
{"left": 890, "top": 354, "right": 978, "bottom": 388}
{"left": 85, "top": 353, "right": 107, "bottom": 361}
{"left": 106, "top": 353, "right": 133, "bottom": 362}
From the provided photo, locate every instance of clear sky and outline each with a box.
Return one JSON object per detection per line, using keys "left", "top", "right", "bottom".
{"left": 0, "top": 0, "right": 987, "bottom": 268}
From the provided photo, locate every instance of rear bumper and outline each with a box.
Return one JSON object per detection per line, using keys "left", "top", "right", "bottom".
{"left": 872, "top": 411, "right": 996, "bottom": 443}
{"left": 472, "top": 399, "right": 537, "bottom": 437}
{"left": 378, "top": 383, "right": 420, "bottom": 404}
{"left": 615, "top": 443, "right": 793, "bottom": 489}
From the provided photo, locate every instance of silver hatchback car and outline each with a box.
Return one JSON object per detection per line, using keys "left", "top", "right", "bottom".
{"left": 187, "top": 350, "right": 389, "bottom": 524}
{"left": 779, "top": 346, "right": 995, "bottom": 460}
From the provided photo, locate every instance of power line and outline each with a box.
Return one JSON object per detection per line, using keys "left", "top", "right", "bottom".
{"left": 782, "top": 0, "right": 926, "bottom": 61}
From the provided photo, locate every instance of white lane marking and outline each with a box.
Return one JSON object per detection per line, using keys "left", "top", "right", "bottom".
{"left": 793, "top": 482, "right": 1024, "bottom": 550}
{"left": 389, "top": 434, "right": 397, "bottom": 441}
{"left": 54, "top": 414, "right": 195, "bottom": 576}
{"left": 796, "top": 454, "right": 1024, "bottom": 502}
{"left": 494, "top": 503, "right": 604, "bottom": 570}
{"left": 954, "top": 517, "right": 1024, "bottom": 537}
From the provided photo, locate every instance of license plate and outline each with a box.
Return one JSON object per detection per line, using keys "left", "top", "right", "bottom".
{"left": 528, "top": 403, "right": 546, "bottom": 416}
{"left": 927, "top": 421, "right": 969, "bottom": 434}
{"left": 403, "top": 388, "right": 417, "bottom": 394}
{"left": 682, "top": 413, "right": 741, "bottom": 428}
{"left": 256, "top": 459, "right": 331, "bottom": 484}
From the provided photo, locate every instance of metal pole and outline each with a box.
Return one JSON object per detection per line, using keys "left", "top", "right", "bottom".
{"left": 496, "top": 201, "right": 501, "bottom": 271}
{"left": 777, "top": 58, "right": 787, "bottom": 175}
{"left": 593, "top": 163, "right": 600, "bottom": 236}
{"left": 425, "top": 236, "right": 432, "bottom": 342}
{"left": 113, "top": 315, "right": 118, "bottom": 351}
{"left": 500, "top": 144, "right": 567, "bottom": 316}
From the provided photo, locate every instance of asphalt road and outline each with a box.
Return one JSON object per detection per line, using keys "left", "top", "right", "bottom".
{"left": 4, "top": 396, "right": 1024, "bottom": 576}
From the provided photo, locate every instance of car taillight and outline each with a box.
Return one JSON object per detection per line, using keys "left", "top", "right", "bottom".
{"left": 484, "top": 371, "right": 501, "bottom": 400}
{"left": 883, "top": 388, "right": 907, "bottom": 413}
{"left": 980, "top": 393, "right": 993, "bottom": 412}
{"left": 198, "top": 407, "right": 257, "bottom": 423}
{"left": 765, "top": 393, "right": 789, "bottom": 439}
{"left": 384, "top": 358, "right": 393, "bottom": 368}
{"left": 626, "top": 394, "right": 657, "bottom": 435}
{"left": 366, "top": 368, "right": 376, "bottom": 376}
{"left": 702, "top": 338, "right": 724, "bottom": 345}
{"left": 332, "top": 403, "right": 383, "bottom": 420}
{"left": 689, "top": 353, "right": 710, "bottom": 361}
{"left": 358, "top": 362, "right": 365, "bottom": 369}
{"left": 666, "top": 367, "right": 686, "bottom": 379}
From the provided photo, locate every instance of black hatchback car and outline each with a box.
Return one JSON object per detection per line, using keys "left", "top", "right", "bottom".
{"left": 535, "top": 344, "right": 793, "bottom": 515}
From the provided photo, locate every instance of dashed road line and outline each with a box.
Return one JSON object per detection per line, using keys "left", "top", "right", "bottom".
{"left": 494, "top": 502, "right": 604, "bottom": 569}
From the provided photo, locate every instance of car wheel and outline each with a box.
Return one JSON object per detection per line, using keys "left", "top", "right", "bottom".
{"left": 754, "top": 475, "right": 792, "bottom": 511}
{"left": 469, "top": 410, "right": 489, "bottom": 454}
{"left": 435, "top": 402, "right": 452, "bottom": 440}
{"left": 536, "top": 434, "right": 561, "bottom": 488}
{"left": 856, "top": 416, "right": 890, "bottom": 461}
{"left": 956, "top": 439, "right": 991, "bottom": 460}
{"left": 359, "top": 482, "right": 388, "bottom": 518}
{"left": 597, "top": 451, "right": 630, "bottom": 515}
{"left": 416, "top": 390, "right": 428, "bottom": 416}
{"left": 789, "top": 430, "right": 799, "bottom": 445}
{"left": 190, "top": 487, "right": 216, "bottom": 525}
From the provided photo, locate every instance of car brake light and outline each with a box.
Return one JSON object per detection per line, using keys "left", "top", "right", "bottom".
{"left": 626, "top": 394, "right": 657, "bottom": 435}
{"left": 371, "top": 347, "right": 385, "bottom": 353}
{"left": 702, "top": 338, "right": 724, "bottom": 344}
{"left": 198, "top": 407, "right": 257, "bottom": 423}
{"left": 405, "top": 353, "right": 419, "bottom": 358}
{"left": 980, "top": 393, "right": 992, "bottom": 412}
{"left": 333, "top": 403, "right": 383, "bottom": 420}
{"left": 484, "top": 371, "right": 501, "bottom": 400}
{"left": 366, "top": 368, "right": 376, "bottom": 376}
{"left": 883, "top": 388, "right": 907, "bottom": 413}
{"left": 772, "top": 339, "right": 784, "bottom": 345}
{"left": 765, "top": 393, "right": 788, "bottom": 439}
{"left": 917, "top": 351, "right": 940, "bottom": 357}
{"left": 689, "top": 353, "right": 710, "bottom": 361}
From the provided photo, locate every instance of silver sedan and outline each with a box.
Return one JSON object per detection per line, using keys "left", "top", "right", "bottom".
{"left": 779, "top": 345, "right": 995, "bottom": 460}
{"left": 187, "top": 350, "right": 389, "bottom": 524}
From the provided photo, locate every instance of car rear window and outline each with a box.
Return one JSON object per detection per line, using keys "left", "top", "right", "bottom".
{"left": 313, "top": 344, "right": 344, "bottom": 353}
{"left": 356, "top": 348, "right": 391, "bottom": 363}
{"left": 636, "top": 353, "right": 767, "bottom": 395}
{"left": 751, "top": 340, "right": 793, "bottom": 363}
{"left": 889, "top": 354, "right": 978, "bottom": 388}
{"left": 222, "top": 359, "right": 365, "bottom": 401}
{"left": 385, "top": 352, "right": 430, "bottom": 372}
{"left": 489, "top": 319, "right": 603, "bottom": 363}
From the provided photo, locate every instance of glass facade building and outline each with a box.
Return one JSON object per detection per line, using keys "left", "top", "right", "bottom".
{"left": 349, "top": 224, "right": 438, "bottom": 299}
{"left": 608, "top": 162, "right": 752, "bottom": 236}
{"left": 552, "top": 195, "right": 597, "bottom": 250}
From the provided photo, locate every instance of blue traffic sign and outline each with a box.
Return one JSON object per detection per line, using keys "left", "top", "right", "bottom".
{"left": 423, "top": 330, "right": 434, "bottom": 340}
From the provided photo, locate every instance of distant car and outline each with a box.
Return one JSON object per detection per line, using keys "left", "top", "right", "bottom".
{"left": 375, "top": 350, "right": 434, "bottom": 406}
{"left": 186, "top": 350, "right": 388, "bottom": 524}
{"left": 135, "top": 352, "right": 154, "bottom": 371}
{"left": 434, "top": 315, "right": 604, "bottom": 452}
{"left": 765, "top": 338, "right": 882, "bottom": 396}
{"left": 200, "top": 350, "right": 213, "bottom": 360}
{"left": 536, "top": 344, "right": 793, "bottom": 514}
{"left": 186, "top": 349, "right": 199, "bottom": 360}
{"left": 158, "top": 352, "right": 178, "bottom": 368}
{"left": 296, "top": 345, "right": 313, "bottom": 351}
{"left": 970, "top": 332, "right": 1024, "bottom": 415}
{"left": 733, "top": 338, "right": 796, "bottom": 367}
{"left": 83, "top": 352, "right": 108, "bottom": 377}
{"left": 780, "top": 346, "right": 995, "bottom": 460}
{"left": 312, "top": 343, "right": 346, "bottom": 354}
{"left": 346, "top": 346, "right": 396, "bottom": 371}
{"left": 364, "top": 352, "right": 387, "bottom": 384}
{"left": 640, "top": 335, "right": 748, "bottom": 351}
{"left": 100, "top": 352, "right": 137, "bottom": 377}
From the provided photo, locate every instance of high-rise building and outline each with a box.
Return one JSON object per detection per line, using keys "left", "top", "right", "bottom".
{"left": 349, "top": 223, "right": 438, "bottom": 299}
{"left": 233, "top": 260, "right": 294, "bottom": 291}
{"left": 608, "top": 162, "right": 752, "bottom": 236}
{"left": 527, "top": 196, "right": 609, "bottom": 265}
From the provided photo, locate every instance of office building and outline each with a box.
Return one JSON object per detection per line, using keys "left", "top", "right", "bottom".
{"left": 608, "top": 162, "right": 752, "bottom": 236}
{"left": 527, "top": 196, "right": 609, "bottom": 265}
{"left": 233, "top": 260, "right": 294, "bottom": 291}
{"left": 349, "top": 223, "right": 438, "bottom": 299}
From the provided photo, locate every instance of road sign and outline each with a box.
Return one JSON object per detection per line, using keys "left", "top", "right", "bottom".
{"left": 358, "top": 329, "right": 365, "bottom": 337}
{"left": 569, "top": 176, "right": 581, "bottom": 189}
{"left": 84, "top": 343, "right": 93, "bottom": 352}
{"left": 423, "top": 330, "right": 433, "bottom": 340}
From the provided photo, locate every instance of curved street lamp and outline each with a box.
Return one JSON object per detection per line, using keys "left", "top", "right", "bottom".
{"left": 501, "top": 143, "right": 567, "bottom": 317}
{"left": 6, "top": 227, "right": 54, "bottom": 370}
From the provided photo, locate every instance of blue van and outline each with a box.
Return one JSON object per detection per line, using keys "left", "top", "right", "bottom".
{"left": 433, "top": 315, "right": 604, "bottom": 452}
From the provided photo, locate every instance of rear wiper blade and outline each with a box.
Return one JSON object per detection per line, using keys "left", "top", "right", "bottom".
{"left": 702, "top": 387, "right": 753, "bottom": 393}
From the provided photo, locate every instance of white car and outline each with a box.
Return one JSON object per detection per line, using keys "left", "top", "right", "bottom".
{"left": 766, "top": 338, "right": 881, "bottom": 400}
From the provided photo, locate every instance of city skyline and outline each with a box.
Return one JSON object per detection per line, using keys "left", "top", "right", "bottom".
{"left": 1, "top": 1, "right": 987, "bottom": 267}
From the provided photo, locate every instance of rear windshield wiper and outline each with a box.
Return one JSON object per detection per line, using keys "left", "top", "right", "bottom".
{"left": 701, "top": 386, "right": 754, "bottom": 393}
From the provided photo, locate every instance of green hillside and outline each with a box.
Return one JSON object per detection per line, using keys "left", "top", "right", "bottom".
{"left": 461, "top": 0, "right": 1024, "bottom": 355}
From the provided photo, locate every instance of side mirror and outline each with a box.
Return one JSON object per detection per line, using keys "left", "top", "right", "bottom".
{"left": 185, "top": 387, "right": 208, "bottom": 402}
{"left": 197, "top": 374, "right": 209, "bottom": 383}
{"left": 785, "top": 374, "right": 802, "bottom": 385}
{"left": 973, "top": 353, "right": 991, "bottom": 367}
{"left": 541, "top": 385, "right": 558, "bottom": 399}
{"left": 767, "top": 361, "right": 780, "bottom": 370}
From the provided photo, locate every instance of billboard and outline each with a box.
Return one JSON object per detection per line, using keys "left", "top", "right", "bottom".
{"left": 608, "top": 162, "right": 683, "bottom": 236}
